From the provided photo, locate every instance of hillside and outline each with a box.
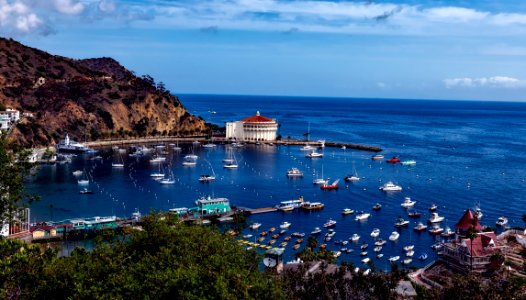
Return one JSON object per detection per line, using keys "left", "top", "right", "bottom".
{"left": 0, "top": 38, "right": 207, "bottom": 147}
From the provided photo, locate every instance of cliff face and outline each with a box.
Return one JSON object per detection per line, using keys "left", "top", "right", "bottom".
{"left": 0, "top": 38, "right": 207, "bottom": 147}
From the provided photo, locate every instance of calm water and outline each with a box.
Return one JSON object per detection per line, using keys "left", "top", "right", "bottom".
{"left": 26, "top": 95, "right": 526, "bottom": 270}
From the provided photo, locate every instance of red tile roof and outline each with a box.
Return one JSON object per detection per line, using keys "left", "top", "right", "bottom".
{"left": 463, "top": 232, "right": 498, "bottom": 256}
{"left": 242, "top": 115, "right": 274, "bottom": 123}
{"left": 455, "top": 209, "right": 482, "bottom": 231}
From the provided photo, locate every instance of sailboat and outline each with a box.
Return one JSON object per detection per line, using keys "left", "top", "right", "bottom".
{"left": 313, "top": 165, "right": 328, "bottom": 185}
{"left": 150, "top": 162, "right": 165, "bottom": 179}
{"left": 223, "top": 149, "right": 238, "bottom": 169}
{"left": 112, "top": 151, "right": 125, "bottom": 168}
{"left": 77, "top": 170, "right": 89, "bottom": 185}
{"left": 320, "top": 179, "right": 339, "bottom": 190}
{"left": 223, "top": 147, "right": 235, "bottom": 164}
{"left": 182, "top": 147, "right": 198, "bottom": 166}
{"left": 160, "top": 170, "right": 175, "bottom": 185}
{"left": 300, "top": 123, "right": 315, "bottom": 151}
{"left": 344, "top": 161, "right": 360, "bottom": 182}
{"left": 172, "top": 139, "right": 182, "bottom": 151}
{"left": 199, "top": 160, "right": 216, "bottom": 182}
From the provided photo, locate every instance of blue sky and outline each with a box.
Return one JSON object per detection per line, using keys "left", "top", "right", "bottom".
{"left": 4, "top": 0, "right": 526, "bottom": 101}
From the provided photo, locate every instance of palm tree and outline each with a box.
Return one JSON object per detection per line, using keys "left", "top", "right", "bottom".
{"left": 466, "top": 226, "right": 478, "bottom": 272}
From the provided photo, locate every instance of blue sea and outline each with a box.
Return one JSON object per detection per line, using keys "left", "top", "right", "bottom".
{"left": 26, "top": 95, "right": 526, "bottom": 270}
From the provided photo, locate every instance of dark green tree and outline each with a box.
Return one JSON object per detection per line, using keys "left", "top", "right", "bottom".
{"left": 466, "top": 226, "right": 478, "bottom": 272}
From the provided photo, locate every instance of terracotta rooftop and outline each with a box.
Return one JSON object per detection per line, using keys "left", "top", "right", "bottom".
{"left": 455, "top": 208, "right": 482, "bottom": 231}
{"left": 241, "top": 111, "right": 275, "bottom": 123}
{"left": 463, "top": 232, "right": 498, "bottom": 256}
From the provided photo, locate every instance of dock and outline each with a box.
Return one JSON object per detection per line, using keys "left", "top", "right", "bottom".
{"left": 241, "top": 207, "right": 278, "bottom": 215}
{"left": 274, "top": 139, "right": 382, "bottom": 152}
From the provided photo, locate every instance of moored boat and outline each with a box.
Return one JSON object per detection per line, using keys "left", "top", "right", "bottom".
{"left": 370, "top": 228, "right": 380, "bottom": 238}
{"left": 287, "top": 168, "right": 304, "bottom": 177}
{"left": 342, "top": 208, "right": 354, "bottom": 215}
{"left": 280, "top": 221, "right": 291, "bottom": 229}
{"left": 394, "top": 217, "right": 409, "bottom": 227}
{"left": 372, "top": 203, "right": 382, "bottom": 211}
{"left": 310, "top": 227, "right": 322, "bottom": 235}
{"left": 351, "top": 234, "right": 360, "bottom": 242}
{"left": 355, "top": 211, "right": 370, "bottom": 221}
{"left": 414, "top": 222, "right": 428, "bottom": 232}
{"left": 379, "top": 181, "right": 402, "bottom": 191}
{"left": 401, "top": 160, "right": 416, "bottom": 166}
{"left": 386, "top": 156, "right": 400, "bottom": 164}
{"left": 372, "top": 154, "right": 384, "bottom": 160}
{"left": 323, "top": 219, "right": 337, "bottom": 228}
{"left": 428, "top": 212, "right": 445, "bottom": 223}
{"left": 250, "top": 223, "right": 262, "bottom": 230}
{"left": 301, "top": 202, "right": 325, "bottom": 210}
{"left": 389, "top": 231, "right": 400, "bottom": 241}
{"left": 496, "top": 216, "right": 508, "bottom": 226}
{"left": 441, "top": 227, "right": 455, "bottom": 237}
{"left": 320, "top": 179, "right": 339, "bottom": 190}
{"left": 400, "top": 197, "right": 416, "bottom": 208}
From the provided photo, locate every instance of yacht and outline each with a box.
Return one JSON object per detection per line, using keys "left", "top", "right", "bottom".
{"left": 403, "top": 245, "right": 415, "bottom": 252}
{"left": 408, "top": 210, "right": 421, "bottom": 218}
{"left": 372, "top": 203, "right": 382, "bottom": 211}
{"left": 379, "top": 181, "right": 402, "bottom": 191}
{"left": 361, "top": 257, "right": 370, "bottom": 264}
{"left": 496, "top": 216, "right": 508, "bottom": 227}
{"left": 323, "top": 219, "right": 337, "bottom": 228}
{"left": 301, "top": 202, "right": 325, "bottom": 210}
{"left": 344, "top": 174, "right": 360, "bottom": 182}
{"left": 389, "top": 231, "right": 400, "bottom": 241}
{"left": 394, "top": 217, "right": 409, "bottom": 227}
{"left": 72, "top": 170, "right": 83, "bottom": 176}
{"left": 428, "top": 212, "right": 445, "bottom": 223}
{"left": 372, "top": 154, "right": 384, "bottom": 160}
{"left": 287, "top": 168, "right": 304, "bottom": 177}
{"left": 413, "top": 222, "right": 428, "bottom": 232}
{"left": 280, "top": 221, "right": 292, "bottom": 229}
{"left": 429, "top": 224, "right": 444, "bottom": 235}
{"left": 429, "top": 204, "right": 438, "bottom": 212}
{"left": 441, "top": 226, "right": 455, "bottom": 238}
{"left": 355, "top": 211, "right": 370, "bottom": 221}
{"left": 373, "top": 246, "right": 382, "bottom": 252}
{"left": 310, "top": 227, "right": 322, "bottom": 235}
{"left": 474, "top": 206, "right": 483, "bottom": 220}
{"left": 351, "top": 234, "right": 360, "bottom": 242}
{"left": 400, "top": 197, "right": 416, "bottom": 208}
{"left": 250, "top": 223, "right": 262, "bottom": 230}
{"left": 370, "top": 228, "right": 380, "bottom": 238}
{"left": 300, "top": 145, "right": 315, "bottom": 151}
{"left": 342, "top": 208, "right": 354, "bottom": 215}
{"left": 401, "top": 160, "right": 416, "bottom": 166}
{"left": 306, "top": 151, "right": 323, "bottom": 158}
{"left": 374, "top": 239, "right": 386, "bottom": 246}
{"left": 56, "top": 133, "right": 90, "bottom": 153}
{"left": 388, "top": 256, "right": 400, "bottom": 262}
{"left": 198, "top": 174, "right": 216, "bottom": 182}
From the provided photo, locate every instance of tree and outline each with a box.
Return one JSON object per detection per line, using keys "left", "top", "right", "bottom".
{"left": 0, "top": 137, "right": 36, "bottom": 223}
{"left": 466, "top": 226, "right": 478, "bottom": 272}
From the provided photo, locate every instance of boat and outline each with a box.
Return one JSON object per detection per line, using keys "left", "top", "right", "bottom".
{"left": 351, "top": 234, "right": 360, "bottom": 242}
{"left": 111, "top": 151, "right": 125, "bottom": 168}
{"left": 342, "top": 208, "right": 354, "bottom": 215}
{"left": 474, "top": 205, "right": 483, "bottom": 220}
{"left": 414, "top": 222, "right": 428, "bottom": 232}
{"left": 301, "top": 202, "right": 324, "bottom": 210}
{"left": 419, "top": 253, "right": 428, "bottom": 260}
{"left": 401, "top": 160, "right": 416, "bottom": 166}
{"left": 292, "top": 244, "right": 300, "bottom": 250}
{"left": 403, "top": 245, "right": 415, "bottom": 252}
{"left": 372, "top": 203, "right": 382, "bottom": 211}
{"left": 277, "top": 196, "right": 304, "bottom": 210}
{"left": 56, "top": 133, "right": 90, "bottom": 153}
{"left": 306, "top": 151, "right": 323, "bottom": 158}
{"left": 223, "top": 149, "right": 238, "bottom": 169}
{"left": 372, "top": 154, "right": 384, "bottom": 160}
{"left": 388, "top": 256, "right": 400, "bottom": 262}
{"left": 77, "top": 171, "right": 89, "bottom": 185}
{"left": 199, "top": 174, "right": 216, "bottom": 182}
{"left": 286, "top": 168, "right": 304, "bottom": 177}
{"left": 202, "top": 142, "right": 216, "bottom": 149}
{"left": 379, "top": 181, "right": 402, "bottom": 191}
{"left": 325, "top": 229, "right": 336, "bottom": 239}
{"left": 280, "top": 221, "right": 291, "bottom": 229}
{"left": 373, "top": 246, "right": 382, "bottom": 252}
{"left": 320, "top": 179, "right": 339, "bottom": 190}
{"left": 312, "top": 165, "right": 328, "bottom": 185}
{"left": 429, "top": 204, "right": 437, "bottom": 212}
{"left": 376, "top": 253, "right": 384, "bottom": 259}
{"left": 400, "top": 197, "right": 416, "bottom": 208}
{"left": 374, "top": 239, "right": 386, "bottom": 246}
{"left": 323, "top": 219, "right": 337, "bottom": 228}
{"left": 360, "top": 251, "right": 368, "bottom": 256}
{"left": 291, "top": 232, "right": 305, "bottom": 238}
{"left": 150, "top": 155, "right": 167, "bottom": 163}
{"left": 250, "top": 223, "right": 262, "bottom": 230}
{"left": 355, "top": 211, "right": 370, "bottom": 221}
{"left": 394, "top": 217, "right": 409, "bottom": 227}
{"left": 150, "top": 163, "right": 165, "bottom": 179}
{"left": 408, "top": 210, "right": 421, "bottom": 218}
{"left": 402, "top": 258, "right": 412, "bottom": 265}
{"left": 429, "top": 224, "right": 444, "bottom": 235}
{"left": 431, "top": 242, "right": 443, "bottom": 251}
{"left": 159, "top": 173, "right": 175, "bottom": 185}
{"left": 182, "top": 155, "right": 197, "bottom": 166}
{"left": 344, "top": 161, "right": 360, "bottom": 182}
{"left": 72, "top": 170, "right": 83, "bottom": 177}
{"left": 370, "top": 228, "right": 380, "bottom": 238}
{"left": 496, "top": 216, "right": 508, "bottom": 226}
{"left": 361, "top": 257, "right": 370, "bottom": 264}
{"left": 79, "top": 188, "right": 94, "bottom": 194}
{"left": 441, "top": 227, "right": 455, "bottom": 237}
{"left": 310, "top": 227, "right": 322, "bottom": 235}
{"left": 386, "top": 156, "right": 400, "bottom": 164}
{"left": 389, "top": 231, "right": 400, "bottom": 241}
{"left": 428, "top": 212, "right": 445, "bottom": 223}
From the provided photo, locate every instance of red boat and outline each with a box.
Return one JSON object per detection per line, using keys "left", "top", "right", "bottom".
{"left": 321, "top": 179, "right": 339, "bottom": 190}
{"left": 386, "top": 156, "right": 400, "bottom": 164}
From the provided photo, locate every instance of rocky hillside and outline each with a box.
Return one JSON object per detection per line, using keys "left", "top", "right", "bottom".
{"left": 0, "top": 38, "right": 208, "bottom": 147}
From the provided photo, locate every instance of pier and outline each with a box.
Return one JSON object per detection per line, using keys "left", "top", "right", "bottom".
{"left": 275, "top": 139, "right": 382, "bottom": 152}
{"left": 241, "top": 207, "right": 278, "bottom": 215}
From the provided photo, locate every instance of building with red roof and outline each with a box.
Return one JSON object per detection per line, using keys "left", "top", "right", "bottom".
{"left": 455, "top": 208, "right": 482, "bottom": 232}
{"left": 226, "top": 111, "right": 278, "bottom": 142}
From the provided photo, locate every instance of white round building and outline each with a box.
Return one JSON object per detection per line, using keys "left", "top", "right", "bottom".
{"left": 226, "top": 111, "right": 278, "bottom": 142}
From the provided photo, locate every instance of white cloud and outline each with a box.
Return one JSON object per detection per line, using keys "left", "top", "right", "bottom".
{"left": 53, "top": 0, "right": 84, "bottom": 15}
{"left": 0, "top": 0, "right": 42, "bottom": 34}
{"left": 98, "top": 0, "right": 116, "bottom": 13}
{"left": 444, "top": 76, "right": 526, "bottom": 88}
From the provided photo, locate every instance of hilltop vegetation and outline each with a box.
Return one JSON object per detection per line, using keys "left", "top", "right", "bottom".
{"left": 0, "top": 38, "right": 207, "bottom": 147}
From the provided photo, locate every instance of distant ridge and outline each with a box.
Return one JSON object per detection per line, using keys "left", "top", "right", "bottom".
{"left": 0, "top": 38, "right": 207, "bottom": 147}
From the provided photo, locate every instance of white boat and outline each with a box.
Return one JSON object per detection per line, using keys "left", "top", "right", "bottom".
{"left": 441, "top": 226, "right": 455, "bottom": 237}
{"left": 374, "top": 239, "right": 386, "bottom": 246}
{"left": 250, "top": 223, "right": 262, "bottom": 230}
{"left": 351, "top": 234, "right": 360, "bottom": 242}
{"left": 428, "top": 212, "right": 445, "bottom": 223}
{"left": 111, "top": 162, "right": 124, "bottom": 168}
{"left": 72, "top": 170, "right": 83, "bottom": 176}
{"left": 280, "top": 221, "right": 291, "bottom": 229}
{"left": 323, "top": 219, "right": 337, "bottom": 228}
{"left": 312, "top": 165, "right": 328, "bottom": 185}
{"left": 306, "top": 151, "right": 323, "bottom": 158}
{"left": 474, "top": 207, "right": 483, "bottom": 220}
{"left": 150, "top": 155, "right": 167, "bottom": 163}
{"left": 277, "top": 197, "right": 304, "bottom": 210}
{"left": 199, "top": 160, "right": 216, "bottom": 182}
{"left": 370, "top": 228, "right": 380, "bottom": 238}
{"left": 373, "top": 246, "right": 382, "bottom": 252}
{"left": 355, "top": 212, "right": 370, "bottom": 221}
{"left": 401, "top": 160, "right": 416, "bottom": 166}
{"left": 389, "top": 231, "right": 400, "bottom": 241}
{"left": 342, "top": 208, "right": 354, "bottom": 215}
{"left": 185, "top": 154, "right": 199, "bottom": 160}
{"left": 496, "top": 216, "right": 508, "bottom": 226}
{"left": 300, "top": 145, "right": 315, "bottom": 151}
{"left": 372, "top": 154, "right": 384, "bottom": 160}
{"left": 400, "top": 197, "right": 416, "bottom": 208}
{"left": 403, "top": 245, "right": 415, "bottom": 252}
{"left": 301, "top": 202, "right": 325, "bottom": 210}
{"left": 414, "top": 222, "right": 428, "bottom": 232}
{"left": 344, "top": 161, "right": 360, "bottom": 182}
{"left": 402, "top": 258, "right": 412, "bottom": 265}
{"left": 159, "top": 172, "right": 175, "bottom": 185}
{"left": 150, "top": 163, "right": 165, "bottom": 179}
{"left": 394, "top": 217, "right": 409, "bottom": 227}
{"left": 405, "top": 250, "right": 415, "bottom": 257}
{"left": 202, "top": 143, "right": 216, "bottom": 148}
{"left": 333, "top": 251, "right": 342, "bottom": 258}
{"left": 287, "top": 168, "right": 304, "bottom": 177}
{"left": 388, "top": 256, "right": 400, "bottom": 262}
{"left": 379, "top": 181, "right": 402, "bottom": 191}
{"left": 311, "top": 227, "right": 322, "bottom": 235}
{"left": 376, "top": 253, "right": 384, "bottom": 259}
{"left": 363, "top": 269, "right": 371, "bottom": 275}
{"left": 77, "top": 179, "right": 89, "bottom": 185}
{"left": 361, "top": 257, "right": 370, "bottom": 264}
{"left": 56, "top": 133, "right": 90, "bottom": 153}
{"left": 429, "top": 224, "right": 444, "bottom": 235}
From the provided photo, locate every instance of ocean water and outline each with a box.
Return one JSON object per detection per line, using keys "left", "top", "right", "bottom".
{"left": 26, "top": 95, "right": 526, "bottom": 270}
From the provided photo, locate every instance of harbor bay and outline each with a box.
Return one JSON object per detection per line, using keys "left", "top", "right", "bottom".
{"left": 26, "top": 95, "right": 526, "bottom": 270}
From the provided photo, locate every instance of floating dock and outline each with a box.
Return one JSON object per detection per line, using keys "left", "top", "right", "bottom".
{"left": 241, "top": 207, "right": 278, "bottom": 215}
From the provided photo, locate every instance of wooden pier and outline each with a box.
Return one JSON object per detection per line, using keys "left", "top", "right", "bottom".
{"left": 274, "top": 140, "right": 382, "bottom": 152}
{"left": 241, "top": 207, "right": 278, "bottom": 215}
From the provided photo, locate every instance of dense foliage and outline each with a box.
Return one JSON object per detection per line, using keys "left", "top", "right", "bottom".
{"left": 0, "top": 215, "right": 284, "bottom": 299}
